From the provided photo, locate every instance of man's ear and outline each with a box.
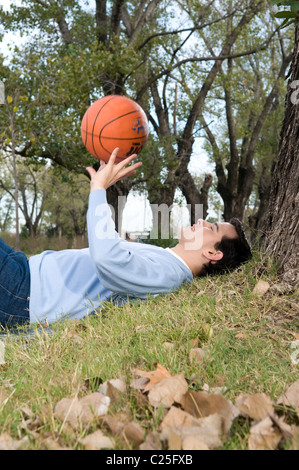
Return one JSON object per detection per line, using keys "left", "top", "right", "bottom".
{"left": 202, "top": 249, "right": 223, "bottom": 263}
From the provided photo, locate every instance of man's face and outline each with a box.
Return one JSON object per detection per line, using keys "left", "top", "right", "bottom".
{"left": 178, "top": 219, "right": 237, "bottom": 251}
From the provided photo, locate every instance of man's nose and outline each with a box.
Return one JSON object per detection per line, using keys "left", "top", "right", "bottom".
{"left": 197, "top": 219, "right": 210, "bottom": 227}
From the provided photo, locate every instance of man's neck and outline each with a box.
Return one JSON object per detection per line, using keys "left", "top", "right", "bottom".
{"left": 170, "top": 244, "right": 204, "bottom": 277}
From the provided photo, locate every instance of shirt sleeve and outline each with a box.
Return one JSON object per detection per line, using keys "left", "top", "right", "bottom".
{"left": 86, "top": 189, "right": 188, "bottom": 296}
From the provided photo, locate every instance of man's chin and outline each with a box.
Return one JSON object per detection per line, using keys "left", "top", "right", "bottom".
{"left": 180, "top": 230, "right": 204, "bottom": 251}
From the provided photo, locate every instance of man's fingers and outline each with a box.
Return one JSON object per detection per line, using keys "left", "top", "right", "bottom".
{"left": 108, "top": 147, "right": 119, "bottom": 165}
{"left": 130, "top": 161, "right": 142, "bottom": 171}
{"left": 87, "top": 149, "right": 142, "bottom": 191}
{"left": 121, "top": 153, "right": 138, "bottom": 167}
{"left": 86, "top": 167, "right": 97, "bottom": 178}
{"left": 108, "top": 148, "right": 139, "bottom": 169}
{"left": 120, "top": 161, "right": 142, "bottom": 178}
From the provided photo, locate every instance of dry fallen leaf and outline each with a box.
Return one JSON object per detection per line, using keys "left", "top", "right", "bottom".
{"left": 161, "top": 414, "right": 223, "bottom": 450}
{"left": 132, "top": 364, "right": 171, "bottom": 392}
{"left": 81, "top": 430, "right": 114, "bottom": 450}
{"left": 235, "top": 393, "right": 274, "bottom": 421}
{"left": 20, "top": 406, "right": 35, "bottom": 419}
{"left": 42, "top": 436, "right": 69, "bottom": 450}
{"left": 98, "top": 378, "right": 127, "bottom": 395}
{"left": 130, "top": 376, "right": 150, "bottom": 392}
{"left": 0, "top": 433, "right": 23, "bottom": 450}
{"left": 235, "top": 333, "right": 248, "bottom": 339}
{"left": 0, "top": 389, "right": 8, "bottom": 406}
{"left": 277, "top": 380, "right": 299, "bottom": 417}
{"left": 160, "top": 405, "right": 228, "bottom": 449}
{"left": 248, "top": 417, "right": 282, "bottom": 450}
{"left": 202, "top": 384, "right": 228, "bottom": 395}
{"left": 98, "top": 379, "right": 127, "bottom": 406}
{"left": 163, "top": 342, "right": 175, "bottom": 350}
{"left": 189, "top": 348, "right": 206, "bottom": 364}
{"left": 102, "top": 411, "right": 131, "bottom": 436}
{"left": 54, "top": 393, "right": 110, "bottom": 428}
{"left": 160, "top": 406, "right": 201, "bottom": 429}
{"left": 80, "top": 393, "right": 110, "bottom": 423}
{"left": 182, "top": 435, "right": 210, "bottom": 450}
{"left": 122, "top": 422, "right": 144, "bottom": 449}
{"left": 139, "top": 431, "right": 162, "bottom": 450}
{"left": 252, "top": 280, "right": 270, "bottom": 295}
{"left": 166, "top": 426, "right": 183, "bottom": 450}
{"left": 270, "top": 413, "right": 294, "bottom": 441}
{"left": 291, "top": 425, "right": 299, "bottom": 450}
{"left": 180, "top": 390, "right": 239, "bottom": 435}
{"left": 54, "top": 397, "right": 83, "bottom": 430}
{"left": 148, "top": 373, "right": 189, "bottom": 408}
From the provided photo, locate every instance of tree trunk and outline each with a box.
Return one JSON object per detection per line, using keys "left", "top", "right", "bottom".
{"left": 261, "top": 24, "right": 299, "bottom": 288}
{"left": 248, "top": 163, "right": 272, "bottom": 243}
{"left": 10, "top": 105, "right": 20, "bottom": 251}
{"left": 106, "top": 182, "right": 130, "bottom": 233}
{"left": 179, "top": 171, "right": 213, "bottom": 222}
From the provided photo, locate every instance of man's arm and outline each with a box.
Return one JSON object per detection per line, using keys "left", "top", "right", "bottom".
{"left": 86, "top": 189, "right": 189, "bottom": 296}
{"left": 85, "top": 150, "right": 190, "bottom": 296}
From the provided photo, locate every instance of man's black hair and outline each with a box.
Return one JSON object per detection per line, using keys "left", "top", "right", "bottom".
{"left": 200, "top": 218, "right": 252, "bottom": 276}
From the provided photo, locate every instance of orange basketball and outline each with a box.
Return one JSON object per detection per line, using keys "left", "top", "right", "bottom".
{"left": 81, "top": 95, "right": 149, "bottom": 163}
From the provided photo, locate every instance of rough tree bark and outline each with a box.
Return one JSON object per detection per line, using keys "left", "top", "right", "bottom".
{"left": 179, "top": 172, "right": 213, "bottom": 220}
{"left": 261, "top": 24, "right": 299, "bottom": 289}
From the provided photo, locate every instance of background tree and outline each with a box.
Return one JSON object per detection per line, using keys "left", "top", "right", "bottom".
{"left": 0, "top": 0, "right": 294, "bottom": 241}
{"left": 138, "top": 0, "right": 271, "bottom": 225}
{"left": 0, "top": 2, "right": 272, "bottom": 215}
{"left": 192, "top": 6, "right": 292, "bottom": 225}
{"left": 262, "top": 1, "right": 299, "bottom": 288}
{"left": 0, "top": 183, "right": 13, "bottom": 232}
{"left": 0, "top": 0, "right": 163, "bottom": 227}
{"left": 0, "top": 159, "right": 48, "bottom": 237}
{"left": 42, "top": 170, "right": 90, "bottom": 241}
{"left": 0, "top": 90, "right": 31, "bottom": 249}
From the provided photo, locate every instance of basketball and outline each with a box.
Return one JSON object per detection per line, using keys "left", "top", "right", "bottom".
{"left": 81, "top": 95, "right": 149, "bottom": 163}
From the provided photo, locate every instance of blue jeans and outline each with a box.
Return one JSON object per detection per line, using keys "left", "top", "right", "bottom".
{"left": 0, "top": 238, "right": 30, "bottom": 329}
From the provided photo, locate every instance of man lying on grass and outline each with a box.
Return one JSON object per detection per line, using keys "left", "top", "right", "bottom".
{"left": 0, "top": 149, "right": 251, "bottom": 329}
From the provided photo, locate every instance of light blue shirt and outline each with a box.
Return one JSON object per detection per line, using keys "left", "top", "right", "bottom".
{"left": 28, "top": 190, "right": 193, "bottom": 325}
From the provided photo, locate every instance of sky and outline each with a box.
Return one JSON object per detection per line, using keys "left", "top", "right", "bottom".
{"left": 0, "top": 0, "right": 217, "bottom": 234}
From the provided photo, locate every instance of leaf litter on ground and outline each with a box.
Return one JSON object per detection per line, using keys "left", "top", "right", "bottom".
{"left": 1, "top": 362, "right": 298, "bottom": 450}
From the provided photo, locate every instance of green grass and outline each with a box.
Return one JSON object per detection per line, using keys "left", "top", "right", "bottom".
{"left": 0, "top": 251, "right": 298, "bottom": 449}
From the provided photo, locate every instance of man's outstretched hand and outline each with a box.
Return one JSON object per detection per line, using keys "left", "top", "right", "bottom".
{"left": 86, "top": 148, "right": 142, "bottom": 192}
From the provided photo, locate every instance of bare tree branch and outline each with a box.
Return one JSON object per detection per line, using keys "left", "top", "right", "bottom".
{"left": 137, "top": 10, "right": 237, "bottom": 50}
{"left": 137, "top": 26, "right": 281, "bottom": 101}
{"left": 180, "top": 3, "right": 265, "bottom": 149}
{"left": 127, "top": 0, "right": 161, "bottom": 45}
